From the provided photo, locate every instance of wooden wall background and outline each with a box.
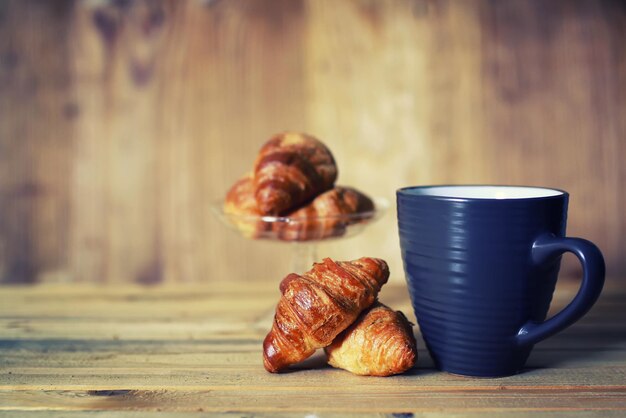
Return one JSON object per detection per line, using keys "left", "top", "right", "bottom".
{"left": 0, "top": 0, "right": 624, "bottom": 284}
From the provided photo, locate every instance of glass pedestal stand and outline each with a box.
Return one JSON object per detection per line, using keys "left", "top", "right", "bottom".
{"left": 212, "top": 197, "right": 389, "bottom": 274}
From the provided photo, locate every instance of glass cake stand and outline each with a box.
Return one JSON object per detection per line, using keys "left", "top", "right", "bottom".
{"left": 211, "top": 197, "right": 389, "bottom": 273}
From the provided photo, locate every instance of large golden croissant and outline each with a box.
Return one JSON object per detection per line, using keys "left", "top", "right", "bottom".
{"left": 325, "top": 302, "right": 417, "bottom": 376}
{"left": 253, "top": 132, "right": 337, "bottom": 215}
{"left": 263, "top": 257, "right": 389, "bottom": 373}
{"left": 275, "top": 186, "right": 374, "bottom": 241}
{"left": 223, "top": 175, "right": 268, "bottom": 239}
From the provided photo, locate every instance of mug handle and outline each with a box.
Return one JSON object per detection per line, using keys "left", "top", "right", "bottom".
{"left": 515, "top": 233, "right": 605, "bottom": 347}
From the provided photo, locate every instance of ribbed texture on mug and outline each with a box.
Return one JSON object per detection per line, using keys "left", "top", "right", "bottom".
{"left": 397, "top": 193, "right": 567, "bottom": 376}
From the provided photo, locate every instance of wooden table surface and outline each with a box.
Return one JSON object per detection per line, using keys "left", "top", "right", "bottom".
{"left": 1, "top": 280, "right": 625, "bottom": 417}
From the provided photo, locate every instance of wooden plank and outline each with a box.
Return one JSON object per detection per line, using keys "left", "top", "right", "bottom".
{"left": 0, "top": 283, "right": 623, "bottom": 390}
{"left": 68, "top": 0, "right": 308, "bottom": 285}
{"left": 2, "top": 277, "right": 620, "bottom": 302}
{"left": 1, "top": 387, "right": 625, "bottom": 413}
{"left": 2, "top": 363, "right": 626, "bottom": 389}
{"left": 0, "top": 281, "right": 622, "bottom": 320}
{"left": 303, "top": 0, "right": 626, "bottom": 278}
{"left": 0, "top": 282, "right": 625, "bottom": 414}
{"left": 68, "top": 0, "right": 168, "bottom": 284}
{"left": 0, "top": 0, "right": 74, "bottom": 283}
{"left": 479, "top": 0, "right": 626, "bottom": 275}
{"left": 2, "top": 413, "right": 626, "bottom": 418}
{"left": 0, "top": 282, "right": 622, "bottom": 338}
{"left": 1, "top": 0, "right": 309, "bottom": 284}
{"left": 2, "top": 412, "right": 626, "bottom": 418}
{"left": 2, "top": 343, "right": 625, "bottom": 371}
{"left": 1, "top": 0, "right": 625, "bottom": 285}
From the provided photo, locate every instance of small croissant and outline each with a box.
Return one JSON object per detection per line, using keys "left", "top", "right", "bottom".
{"left": 254, "top": 132, "right": 338, "bottom": 215}
{"left": 325, "top": 302, "right": 417, "bottom": 376}
{"left": 263, "top": 257, "right": 389, "bottom": 373}
{"left": 275, "top": 186, "right": 374, "bottom": 241}
{"left": 223, "top": 175, "right": 268, "bottom": 238}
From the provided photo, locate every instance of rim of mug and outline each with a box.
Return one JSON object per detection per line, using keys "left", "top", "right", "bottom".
{"left": 396, "top": 184, "right": 568, "bottom": 202}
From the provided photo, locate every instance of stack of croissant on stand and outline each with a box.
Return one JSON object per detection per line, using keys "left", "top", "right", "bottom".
{"left": 223, "top": 134, "right": 414, "bottom": 375}
{"left": 264, "top": 257, "right": 418, "bottom": 376}
{"left": 223, "top": 132, "right": 375, "bottom": 240}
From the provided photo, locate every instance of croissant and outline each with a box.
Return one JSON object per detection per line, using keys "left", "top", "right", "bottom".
{"left": 325, "top": 302, "right": 417, "bottom": 376}
{"left": 263, "top": 257, "right": 389, "bottom": 373}
{"left": 275, "top": 187, "right": 375, "bottom": 241}
{"left": 253, "top": 132, "right": 338, "bottom": 215}
{"left": 223, "top": 175, "right": 268, "bottom": 238}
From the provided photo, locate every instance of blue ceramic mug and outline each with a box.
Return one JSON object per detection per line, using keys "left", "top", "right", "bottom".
{"left": 397, "top": 185, "right": 605, "bottom": 377}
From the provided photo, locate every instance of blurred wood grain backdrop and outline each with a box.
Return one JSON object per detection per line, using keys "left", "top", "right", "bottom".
{"left": 0, "top": 0, "right": 624, "bottom": 284}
